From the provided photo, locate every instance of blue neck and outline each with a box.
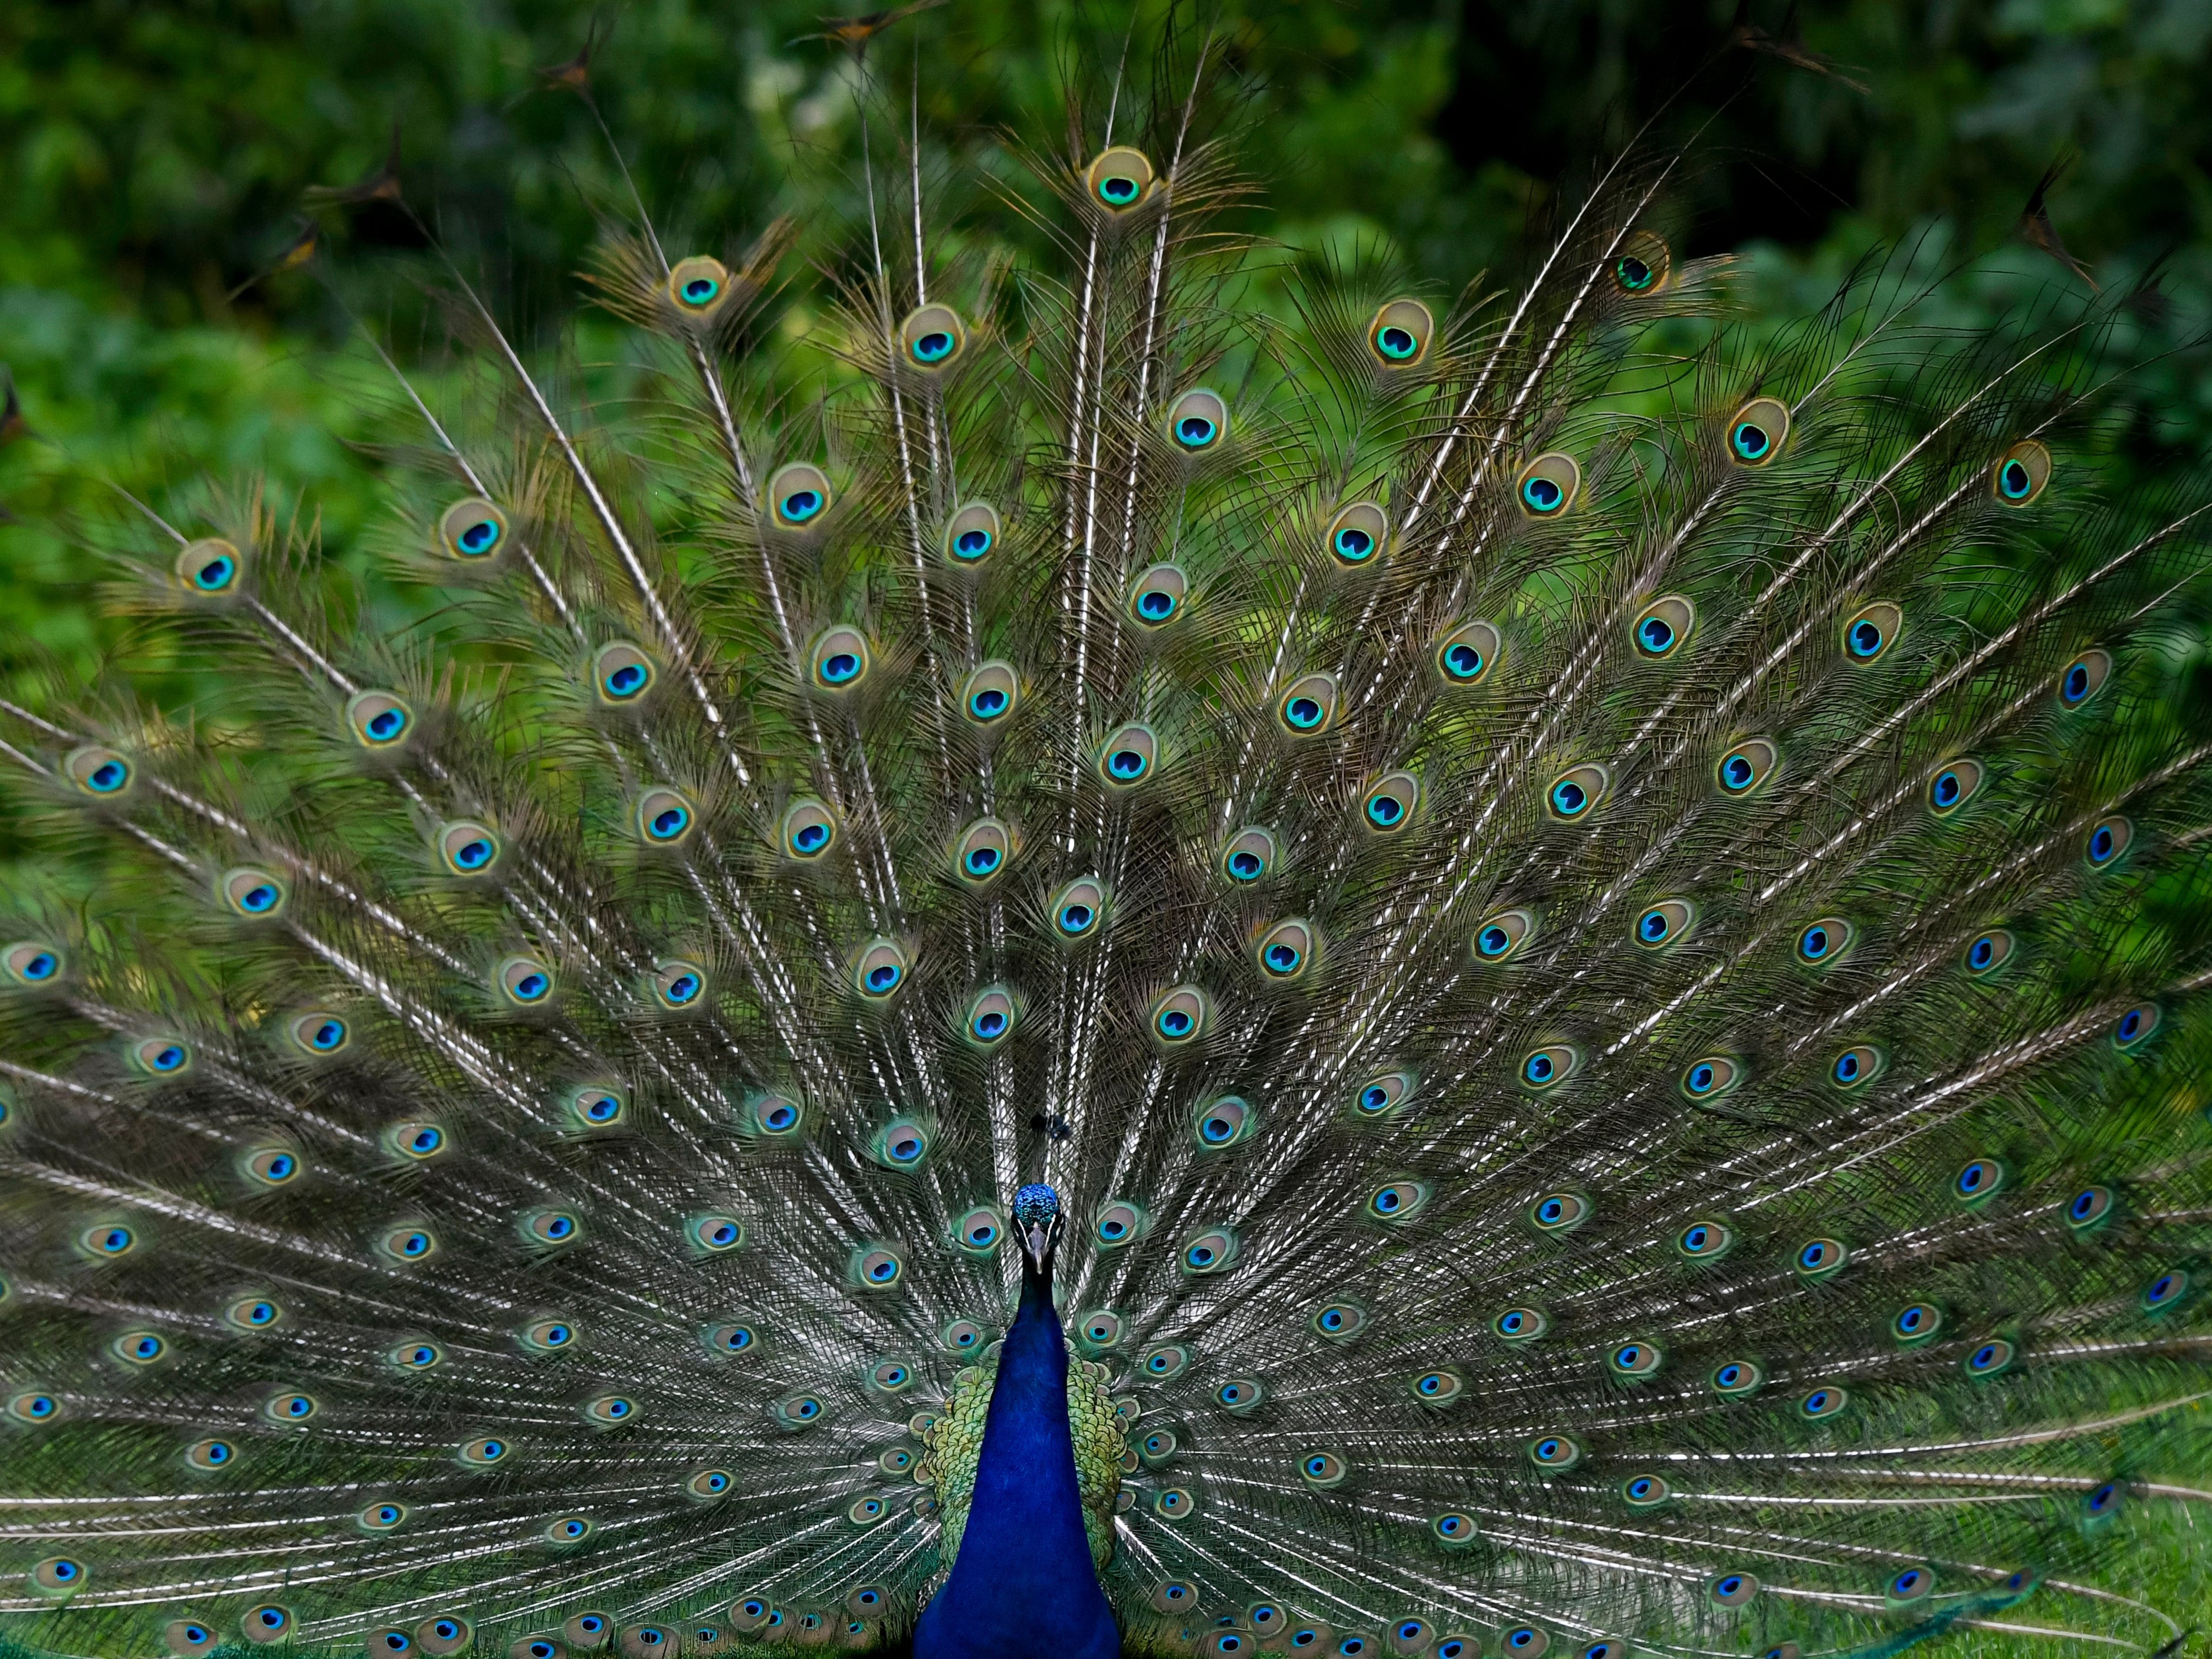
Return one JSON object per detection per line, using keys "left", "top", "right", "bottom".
{"left": 914, "top": 1255, "right": 1120, "bottom": 1659}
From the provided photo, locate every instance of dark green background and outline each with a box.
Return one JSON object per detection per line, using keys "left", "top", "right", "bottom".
{"left": 2, "top": 0, "right": 2208, "bottom": 682}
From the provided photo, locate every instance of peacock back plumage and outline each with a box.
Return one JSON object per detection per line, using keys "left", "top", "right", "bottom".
{"left": 2, "top": 30, "right": 2210, "bottom": 1659}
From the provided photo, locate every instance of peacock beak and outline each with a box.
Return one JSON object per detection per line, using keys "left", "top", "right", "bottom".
{"left": 1019, "top": 1211, "right": 1063, "bottom": 1275}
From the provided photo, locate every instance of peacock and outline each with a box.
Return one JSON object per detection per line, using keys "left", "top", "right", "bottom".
{"left": 4, "top": 22, "right": 2212, "bottom": 1659}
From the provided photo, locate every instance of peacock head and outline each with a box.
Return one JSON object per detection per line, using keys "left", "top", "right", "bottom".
{"left": 1012, "top": 1183, "right": 1064, "bottom": 1274}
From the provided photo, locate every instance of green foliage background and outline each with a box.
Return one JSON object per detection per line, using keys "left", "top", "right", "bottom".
{"left": 1, "top": 0, "right": 2210, "bottom": 1638}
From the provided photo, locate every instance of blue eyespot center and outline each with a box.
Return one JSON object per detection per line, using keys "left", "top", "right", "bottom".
{"left": 1100, "top": 175, "right": 1139, "bottom": 204}
{"left": 1108, "top": 748, "right": 1146, "bottom": 778}
{"left": 195, "top": 556, "right": 235, "bottom": 589}
{"left": 1732, "top": 422, "right": 1771, "bottom": 460}
{"left": 782, "top": 490, "right": 823, "bottom": 523}
{"left": 1060, "top": 903, "right": 1094, "bottom": 932}
{"left": 1553, "top": 780, "right": 1587, "bottom": 814}
{"left": 1522, "top": 475, "right": 1563, "bottom": 513}
{"left": 954, "top": 528, "right": 992, "bottom": 558}
{"left": 1334, "top": 527, "right": 1375, "bottom": 560}
{"left": 1616, "top": 255, "right": 1653, "bottom": 289}
{"left": 1158, "top": 1009, "right": 1193, "bottom": 1037}
{"left": 1138, "top": 588, "right": 1176, "bottom": 617}
{"left": 1286, "top": 696, "right": 1322, "bottom": 728}
{"left": 88, "top": 760, "right": 128, "bottom": 791}
{"left": 1801, "top": 925, "right": 1830, "bottom": 959}
{"left": 971, "top": 688, "right": 1008, "bottom": 718}
{"left": 2064, "top": 662, "right": 2090, "bottom": 701}
{"left": 866, "top": 963, "right": 901, "bottom": 992}
{"left": 1687, "top": 1063, "right": 1715, "bottom": 1093}
{"left": 1228, "top": 850, "right": 1262, "bottom": 879}
{"left": 1639, "top": 616, "right": 1673, "bottom": 651}
{"left": 458, "top": 519, "right": 501, "bottom": 555}
{"left": 1177, "top": 416, "right": 1217, "bottom": 447}
{"left": 1850, "top": 620, "right": 1883, "bottom": 656}
{"left": 1375, "top": 326, "right": 1418, "bottom": 360}
{"left": 912, "top": 331, "right": 953, "bottom": 363}
{"left": 651, "top": 806, "right": 688, "bottom": 839}
{"left": 964, "top": 846, "right": 1000, "bottom": 875}
{"left": 1721, "top": 755, "right": 1754, "bottom": 791}
{"left": 1445, "top": 643, "right": 1483, "bottom": 678}
{"left": 2000, "top": 459, "right": 2032, "bottom": 499}
{"left": 821, "top": 652, "right": 859, "bottom": 683}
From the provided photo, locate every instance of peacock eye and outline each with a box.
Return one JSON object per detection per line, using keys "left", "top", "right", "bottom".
{"left": 1168, "top": 388, "right": 1226, "bottom": 451}
{"left": 1843, "top": 602, "right": 1902, "bottom": 662}
{"left": 1632, "top": 594, "right": 1694, "bottom": 658}
{"left": 438, "top": 498, "right": 507, "bottom": 560}
{"left": 961, "top": 661, "right": 1020, "bottom": 726}
{"left": 1278, "top": 672, "right": 1340, "bottom": 735}
{"left": 667, "top": 255, "right": 731, "bottom": 314}
{"left": 1725, "top": 397, "right": 1789, "bottom": 465}
{"left": 1367, "top": 298, "right": 1432, "bottom": 366}
{"left": 1085, "top": 145, "right": 1155, "bottom": 210}
{"left": 635, "top": 786, "right": 696, "bottom": 847}
{"left": 900, "top": 303, "right": 966, "bottom": 368}
{"left": 1609, "top": 230, "right": 1671, "bottom": 294}
{"left": 1714, "top": 737, "right": 1777, "bottom": 796}
{"left": 1098, "top": 722, "right": 1157, "bottom": 784}
{"left": 1993, "top": 439, "right": 2052, "bottom": 505}
{"left": 770, "top": 463, "right": 834, "bottom": 529}
{"left": 1128, "top": 561, "right": 1189, "bottom": 625}
{"left": 1515, "top": 452, "right": 1580, "bottom": 517}
{"left": 1435, "top": 619, "right": 1501, "bottom": 685}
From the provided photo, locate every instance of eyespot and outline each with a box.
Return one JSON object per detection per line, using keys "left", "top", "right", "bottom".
{"left": 1609, "top": 229, "right": 1671, "bottom": 293}
{"left": 1086, "top": 146, "right": 1156, "bottom": 210}
{"left": 1680, "top": 1054, "right": 1741, "bottom": 1100}
{"left": 1194, "top": 1095, "right": 1253, "bottom": 1149}
{"left": 1892, "top": 1302, "right": 1945, "bottom": 1344}
{"left": 1620, "top": 1473, "right": 1672, "bottom": 1508}
{"left": 2059, "top": 648, "right": 2111, "bottom": 708}
{"left": 1128, "top": 561, "right": 1189, "bottom": 625}
{"left": 1215, "top": 1377, "right": 1264, "bottom": 1415}
{"left": 1220, "top": 826, "right": 1278, "bottom": 884}
{"left": 1527, "top": 1433, "right": 1581, "bottom": 1471}
{"left": 770, "top": 463, "right": 833, "bottom": 529}
{"left": 872, "top": 1116, "right": 931, "bottom": 1170}
{"left": 1361, "top": 771, "right": 1419, "bottom": 833}
{"left": 1843, "top": 602, "right": 1902, "bottom": 663}
{"left": 1367, "top": 298, "right": 1433, "bottom": 367}
{"left": 1520, "top": 1044, "right": 1579, "bottom": 1090}
{"left": 5, "top": 1389, "right": 60, "bottom": 1425}
{"left": 1435, "top": 619, "right": 1501, "bottom": 685}
{"left": 232, "top": 1607, "right": 320, "bottom": 1654}
{"left": 1609, "top": 1339, "right": 1663, "bottom": 1378}
{"left": 0, "top": 937, "right": 63, "bottom": 991}
{"left": 1324, "top": 501, "right": 1390, "bottom": 570}
{"left": 687, "top": 1468, "right": 735, "bottom": 1499}
{"left": 520, "top": 1317, "right": 578, "bottom": 1353}
{"left": 82, "top": 1221, "right": 138, "bottom": 1257}
{"left": 545, "top": 1515, "right": 596, "bottom": 1546}
{"left": 524, "top": 1209, "right": 581, "bottom": 1247}
{"left": 496, "top": 955, "right": 554, "bottom": 1006}
{"left": 668, "top": 255, "right": 731, "bottom": 314}
{"left": 1632, "top": 898, "right": 1694, "bottom": 950}
{"left": 1257, "top": 918, "right": 1315, "bottom": 981}
{"left": 1075, "top": 1309, "right": 1124, "bottom": 1351}
{"left": 65, "top": 745, "right": 134, "bottom": 798}
{"left": 2085, "top": 814, "right": 2132, "bottom": 868}
{"left": 900, "top": 302, "right": 966, "bottom": 369}
{"left": 1798, "top": 1385, "right": 1850, "bottom": 1420}
{"left": 226, "top": 1295, "right": 283, "bottom": 1331}
{"left": 949, "top": 816, "right": 1012, "bottom": 886}
{"left": 1829, "top": 1044, "right": 1883, "bottom": 1089}
{"left": 1929, "top": 757, "right": 1986, "bottom": 815}
{"left": 358, "top": 1500, "right": 405, "bottom": 1532}
{"left": 1883, "top": 1565, "right": 1938, "bottom": 1608}
{"left": 1675, "top": 1218, "right": 1735, "bottom": 1261}
{"left": 1955, "top": 1157, "right": 2007, "bottom": 1203}
{"left": 1725, "top": 397, "right": 1790, "bottom": 467}
{"left": 1796, "top": 916, "right": 1853, "bottom": 966}
{"left": 1494, "top": 1305, "right": 1548, "bottom": 1341}
{"left": 1410, "top": 1368, "right": 1463, "bottom": 1405}
{"left": 1149, "top": 984, "right": 1209, "bottom": 1045}
{"left": 2144, "top": 1265, "right": 2193, "bottom": 1314}
{"left": 1098, "top": 722, "right": 1158, "bottom": 786}
{"left": 2115, "top": 1002, "right": 2161, "bottom": 1049}
{"left": 779, "top": 797, "right": 839, "bottom": 862}
{"left": 1095, "top": 1201, "right": 1144, "bottom": 1248}
{"left": 1795, "top": 1237, "right": 1848, "bottom": 1280}
{"left": 1049, "top": 875, "right": 1107, "bottom": 939}
{"left": 1278, "top": 672, "right": 1340, "bottom": 735}
{"left": 809, "top": 625, "right": 869, "bottom": 689}
{"left": 168, "top": 1621, "right": 225, "bottom": 1656}
{"left": 1937, "top": 1319, "right": 2012, "bottom": 1384}
{"left": 567, "top": 1083, "right": 627, "bottom": 1131}
{"left": 264, "top": 1389, "right": 318, "bottom": 1424}
{"left": 1141, "top": 1343, "right": 1189, "bottom": 1379}
{"left": 705, "top": 1321, "right": 758, "bottom": 1358}
{"left": 1708, "top": 1571, "right": 1760, "bottom": 1607}
{"left": 1501, "top": 1629, "right": 1550, "bottom": 1658}
{"left": 437, "top": 820, "right": 500, "bottom": 876}
{"left": 853, "top": 937, "right": 909, "bottom": 999}
{"left": 278, "top": 1010, "right": 349, "bottom": 1057}
{"left": 1312, "top": 1300, "right": 1369, "bottom": 1341}
{"left": 566, "top": 1612, "right": 613, "bottom": 1646}
{"left": 635, "top": 786, "right": 697, "bottom": 847}
{"left": 457, "top": 1437, "right": 510, "bottom": 1469}
{"left": 378, "top": 1223, "right": 438, "bottom": 1263}
{"left": 653, "top": 958, "right": 707, "bottom": 1009}
{"left": 439, "top": 497, "right": 508, "bottom": 560}
{"left": 1168, "top": 388, "right": 1228, "bottom": 452}
{"left": 1709, "top": 1359, "right": 1764, "bottom": 1397}
{"left": 113, "top": 1329, "right": 168, "bottom": 1365}
{"left": 1183, "top": 1226, "right": 1238, "bottom": 1273}
{"left": 1367, "top": 1180, "right": 1430, "bottom": 1223}
{"left": 1715, "top": 737, "right": 1778, "bottom": 797}
{"left": 741, "top": 1091, "right": 803, "bottom": 1140}
{"left": 1515, "top": 452, "right": 1580, "bottom": 518}
{"left": 1473, "top": 907, "right": 1536, "bottom": 962}
{"left": 1545, "top": 763, "right": 1608, "bottom": 820}
{"left": 2066, "top": 1184, "right": 2115, "bottom": 1230}
{"left": 943, "top": 500, "right": 1001, "bottom": 566}
{"left": 244, "top": 1146, "right": 301, "bottom": 1187}
{"left": 1354, "top": 1070, "right": 1415, "bottom": 1118}
{"left": 850, "top": 1246, "right": 902, "bottom": 1288}
{"left": 582, "top": 1394, "right": 637, "bottom": 1427}
{"left": 963, "top": 984, "right": 1018, "bottom": 1048}
{"left": 346, "top": 689, "right": 414, "bottom": 748}
{"left": 219, "top": 866, "right": 287, "bottom": 918}
{"left": 1629, "top": 594, "right": 1695, "bottom": 659}
{"left": 1298, "top": 1450, "right": 1349, "bottom": 1489}
{"left": 186, "top": 1436, "right": 237, "bottom": 1470}
{"left": 1530, "top": 1191, "right": 1591, "bottom": 1233}
{"left": 691, "top": 1214, "right": 746, "bottom": 1254}
{"left": 1993, "top": 439, "right": 2052, "bottom": 505}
